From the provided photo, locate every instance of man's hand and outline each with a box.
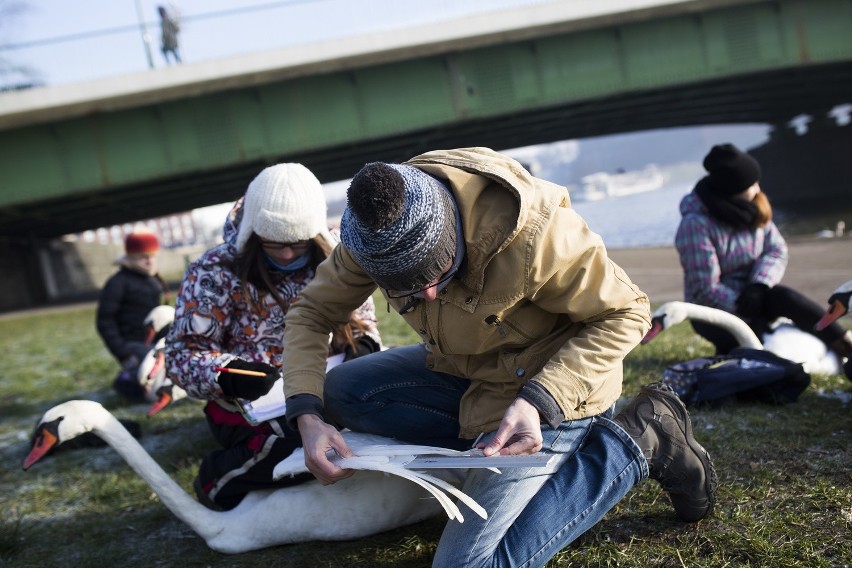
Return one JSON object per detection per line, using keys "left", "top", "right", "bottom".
{"left": 480, "top": 398, "right": 543, "bottom": 456}
{"left": 296, "top": 414, "right": 356, "bottom": 485}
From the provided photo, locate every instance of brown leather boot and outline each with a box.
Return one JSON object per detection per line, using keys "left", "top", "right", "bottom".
{"left": 615, "top": 382, "right": 717, "bottom": 522}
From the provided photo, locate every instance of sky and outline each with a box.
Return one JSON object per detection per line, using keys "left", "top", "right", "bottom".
{"left": 2, "top": 0, "right": 554, "bottom": 86}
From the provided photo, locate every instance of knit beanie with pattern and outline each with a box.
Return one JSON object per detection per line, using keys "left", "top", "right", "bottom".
{"left": 340, "top": 163, "right": 457, "bottom": 292}
{"left": 235, "top": 163, "right": 327, "bottom": 253}
{"left": 703, "top": 143, "right": 762, "bottom": 197}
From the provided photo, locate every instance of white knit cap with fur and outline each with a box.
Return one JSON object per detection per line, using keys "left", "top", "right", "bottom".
{"left": 235, "top": 163, "right": 327, "bottom": 252}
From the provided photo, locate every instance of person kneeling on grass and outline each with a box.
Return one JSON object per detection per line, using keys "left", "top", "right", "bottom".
{"left": 675, "top": 143, "right": 852, "bottom": 377}
{"left": 165, "top": 163, "right": 380, "bottom": 511}
{"left": 282, "top": 147, "right": 717, "bottom": 567}
{"left": 97, "top": 229, "right": 169, "bottom": 401}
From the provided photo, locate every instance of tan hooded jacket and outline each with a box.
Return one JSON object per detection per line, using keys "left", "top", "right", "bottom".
{"left": 283, "top": 147, "right": 651, "bottom": 438}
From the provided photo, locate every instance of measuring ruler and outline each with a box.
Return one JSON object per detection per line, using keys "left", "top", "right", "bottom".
{"left": 404, "top": 452, "right": 556, "bottom": 469}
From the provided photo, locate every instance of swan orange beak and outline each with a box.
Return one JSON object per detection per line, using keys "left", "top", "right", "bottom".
{"left": 814, "top": 299, "right": 846, "bottom": 331}
{"left": 641, "top": 319, "right": 664, "bottom": 344}
{"left": 23, "top": 429, "right": 58, "bottom": 470}
{"left": 147, "top": 352, "right": 165, "bottom": 380}
{"left": 147, "top": 388, "right": 173, "bottom": 418}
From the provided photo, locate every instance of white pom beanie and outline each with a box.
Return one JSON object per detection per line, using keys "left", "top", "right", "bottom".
{"left": 235, "top": 163, "right": 327, "bottom": 253}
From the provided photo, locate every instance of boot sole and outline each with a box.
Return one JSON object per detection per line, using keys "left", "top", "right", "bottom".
{"left": 646, "top": 382, "right": 718, "bottom": 522}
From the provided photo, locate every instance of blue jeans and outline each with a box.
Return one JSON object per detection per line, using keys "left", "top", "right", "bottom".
{"left": 325, "top": 345, "right": 648, "bottom": 568}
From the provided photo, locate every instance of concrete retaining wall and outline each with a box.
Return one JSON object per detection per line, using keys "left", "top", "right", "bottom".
{"left": 0, "top": 238, "right": 207, "bottom": 312}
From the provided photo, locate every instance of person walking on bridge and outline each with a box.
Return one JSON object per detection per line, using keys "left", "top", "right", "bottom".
{"left": 158, "top": 5, "right": 181, "bottom": 65}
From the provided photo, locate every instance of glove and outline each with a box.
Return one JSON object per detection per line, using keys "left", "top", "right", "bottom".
{"left": 218, "top": 359, "right": 279, "bottom": 401}
{"left": 736, "top": 283, "right": 769, "bottom": 319}
{"left": 344, "top": 336, "right": 380, "bottom": 362}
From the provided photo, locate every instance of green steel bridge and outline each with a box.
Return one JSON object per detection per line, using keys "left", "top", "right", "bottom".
{"left": 1, "top": 0, "right": 851, "bottom": 239}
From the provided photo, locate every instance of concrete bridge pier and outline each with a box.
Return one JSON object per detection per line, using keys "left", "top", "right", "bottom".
{"left": 749, "top": 114, "right": 852, "bottom": 216}
{"left": 1, "top": 238, "right": 50, "bottom": 311}
{"left": 0, "top": 237, "right": 199, "bottom": 313}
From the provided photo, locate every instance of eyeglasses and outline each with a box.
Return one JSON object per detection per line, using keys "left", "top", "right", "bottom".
{"left": 385, "top": 270, "right": 456, "bottom": 299}
{"left": 259, "top": 239, "right": 311, "bottom": 253}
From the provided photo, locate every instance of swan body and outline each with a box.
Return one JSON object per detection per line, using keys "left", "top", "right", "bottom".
{"left": 644, "top": 301, "right": 842, "bottom": 375}
{"left": 138, "top": 305, "right": 186, "bottom": 415}
{"left": 137, "top": 337, "right": 187, "bottom": 416}
{"left": 24, "top": 400, "right": 483, "bottom": 554}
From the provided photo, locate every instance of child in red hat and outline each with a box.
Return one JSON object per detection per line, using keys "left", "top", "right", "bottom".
{"left": 96, "top": 229, "right": 169, "bottom": 400}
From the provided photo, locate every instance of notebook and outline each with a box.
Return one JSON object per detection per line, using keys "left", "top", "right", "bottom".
{"left": 237, "top": 353, "right": 345, "bottom": 426}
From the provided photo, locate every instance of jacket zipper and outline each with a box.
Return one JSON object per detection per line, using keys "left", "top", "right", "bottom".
{"left": 484, "top": 315, "right": 535, "bottom": 340}
{"left": 484, "top": 315, "right": 507, "bottom": 337}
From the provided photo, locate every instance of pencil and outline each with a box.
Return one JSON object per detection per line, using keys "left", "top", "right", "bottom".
{"left": 214, "top": 366, "right": 268, "bottom": 377}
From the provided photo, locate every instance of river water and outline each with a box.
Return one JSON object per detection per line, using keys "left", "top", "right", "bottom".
{"left": 576, "top": 181, "right": 852, "bottom": 250}
{"left": 571, "top": 183, "right": 690, "bottom": 250}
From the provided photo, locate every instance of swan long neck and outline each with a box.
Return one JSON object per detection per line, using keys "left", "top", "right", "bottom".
{"left": 92, "top": 411, "right": 224, "bottom": 537}
{"left": 674, "top": 302, "right": 764, "bottom": 349}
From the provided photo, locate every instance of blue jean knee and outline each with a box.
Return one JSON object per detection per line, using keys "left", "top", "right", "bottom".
{"left": 433, "top": 412, "right": 646, "bottom": 568}
{"left": 325, "top": 344, "right": 472, "bottom": 449}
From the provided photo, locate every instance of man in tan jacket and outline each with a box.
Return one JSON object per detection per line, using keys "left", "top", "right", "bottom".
{"left": 283, "top": 148, "right": 716, "bottom": 566}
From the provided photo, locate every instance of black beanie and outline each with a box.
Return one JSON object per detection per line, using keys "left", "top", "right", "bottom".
{"left": 703, "top": 143, "right": 761, "bottom": 196}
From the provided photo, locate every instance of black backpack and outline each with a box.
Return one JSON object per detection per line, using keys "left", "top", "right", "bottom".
{"left": 660, "top": 347, "right": 811, "bottom": 406}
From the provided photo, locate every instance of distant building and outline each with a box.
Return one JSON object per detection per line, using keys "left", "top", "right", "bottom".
{"left": 67, "top": 212, "right": 198, "bottom": 248}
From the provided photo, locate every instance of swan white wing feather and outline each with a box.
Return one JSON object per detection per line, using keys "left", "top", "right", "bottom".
{"left": 399, "top": 467, "right": 488, "bottom": 520}
{"left": 273, "top": 435, "right": 480, "bottom": 479}
{"left": 332, "top": 453, "right": 488, "bottom": 520}
{"left": 333, "top": 456, "right": 464, "bottom": 521}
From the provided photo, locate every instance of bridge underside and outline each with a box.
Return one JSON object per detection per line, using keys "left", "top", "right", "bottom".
{"left": 4, "top": 60, "right": 850, "bottom": 239}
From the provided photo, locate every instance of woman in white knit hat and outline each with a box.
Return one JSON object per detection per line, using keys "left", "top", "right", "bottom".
{"left": 165, "top": 163, "right": 381, "bottom": 511}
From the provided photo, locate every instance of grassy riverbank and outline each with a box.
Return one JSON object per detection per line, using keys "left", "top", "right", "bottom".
{"left": 0, "top": 299, "right": 849, "bottom": 567}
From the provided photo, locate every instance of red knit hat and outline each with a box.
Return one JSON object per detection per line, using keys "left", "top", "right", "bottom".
{"left": 125, "top": 231, "right": 160, "bottom": 255}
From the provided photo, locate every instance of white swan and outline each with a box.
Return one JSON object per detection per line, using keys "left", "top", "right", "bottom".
{"left": 23, "top": 400, "right": 485, "bottom": 554}
{"left": 137, "top": 306, "right": 187, "bottom": 416}
{"left": 642, "top": 301, "right": 842, "bottom": 375}
{"left": 143, "top": 305, "right": 176, "bottom": 345}
{"left": 815, "top": 280, "right": 852, "bottom": 331}
{"left": 138, "top": 337, "right": 187, "bottom": 416}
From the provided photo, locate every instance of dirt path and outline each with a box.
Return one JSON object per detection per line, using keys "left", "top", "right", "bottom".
{"left": 608, "top": 236, "right": 851, "bottom": 305}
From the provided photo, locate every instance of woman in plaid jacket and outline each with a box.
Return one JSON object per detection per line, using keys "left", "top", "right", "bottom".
{"left": 674, "top": 144, "right": 851, "bottom": 375}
